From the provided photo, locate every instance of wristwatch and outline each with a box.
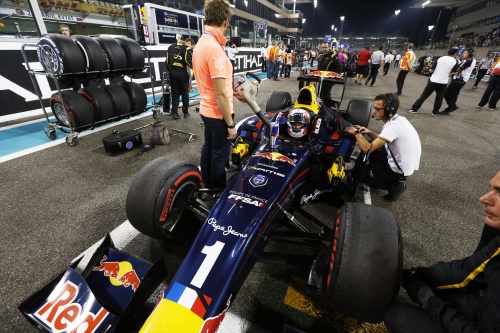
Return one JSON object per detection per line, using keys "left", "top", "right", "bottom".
{"left": 227, "top": 122, "right": 235, "bottom": 129}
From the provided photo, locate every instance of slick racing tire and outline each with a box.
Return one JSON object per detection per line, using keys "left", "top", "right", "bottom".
{"left": 266, "top": 91, "right": 292, "bottom": 112}
{"left": 345, "top": 99, "right": 371, "bottom": 128}
{"left": 120, "top": 81, "right": 147, "bottom": 116}
{"left": 50, "top": 90, "right": 94, "bottom": 129}
{"left": 78, "top": 87, "right": 114, "bottom": 122}
{"left": 37, "top": 34, "right": 85, "bottom": 75}
{"left": 115, "top": 37, "right": 145, "bottom": 75}
{"left": 71, "top": 35, "right": 107, "bottom": 73}
{"left": 100, "top": 84, "right": 132, "bottom": 117}
{"left": 93, "top": 36, "right": 128, "bottom": 73}
{"left": 126, "top": 157, "right": 203, "bottom": 240}
{"left": 325, "top": 202, "right": 402, "bottom": 323}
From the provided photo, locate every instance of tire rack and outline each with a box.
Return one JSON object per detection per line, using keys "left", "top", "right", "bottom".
{"left": 20, "top": 44, "right": 160, "bottom": 146}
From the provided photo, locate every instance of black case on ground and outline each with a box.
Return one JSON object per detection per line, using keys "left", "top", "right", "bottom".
{"left": 102, "top": 129, "right": 143, "bottom": 156}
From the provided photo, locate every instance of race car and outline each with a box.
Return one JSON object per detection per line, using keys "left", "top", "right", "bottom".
{"left": 19, "top": 71, "right": 402, "bottom": 333}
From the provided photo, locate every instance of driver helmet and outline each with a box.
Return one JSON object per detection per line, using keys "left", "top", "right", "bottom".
{"left": 287, "top": 108, "right": 311, "bottom": 138}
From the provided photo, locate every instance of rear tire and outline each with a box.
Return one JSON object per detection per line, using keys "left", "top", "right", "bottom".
{"left": 120, "top": 81, "right": 147, "bottom": 116}
{"left": 37, "top": 34, "right": 85, "bottom": 75}
{"left": 126, "top": 157, "right": 203, "bottom": 240}
{"left": 325, "top": 202, "right": 402, "bottom": 323}
{"left": 345, "top": 99, "right": 371, "bottom": 127}
{"left": 115, "top": 37, "right": 145, "bottom": 75}
{"left": 50, "top": 90, "right": 94, "bottom": 129}
{"left": 78, "top": 87, "right": 114, "bottom": 122}
{"left": 265, "top": 91, "right": 292, "bottom": 112}
{"left": 100, "top": 84, "right": 132, "bottom": 117}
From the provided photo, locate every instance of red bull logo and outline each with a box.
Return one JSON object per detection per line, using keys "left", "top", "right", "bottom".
{"left": 93, "top": 255, "right": 141, "bottom": 291}
{"left": 34, "top": 281, "right": 109, "bottom": 332}
{"left": 200, "top": 296, "right": 231, "bottom": 333}
{"left": 326, "top": 71, "right": 344, "bottom": 78}
{"left": 254, "top": 152, "right": 296, "bottom": 166}
{"left": 307, "top": 71, "right": 323, "bottom": 77}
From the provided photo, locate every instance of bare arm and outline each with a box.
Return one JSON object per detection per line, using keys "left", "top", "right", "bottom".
{"left": 345, "top": 126, "right": 386, "bottom": 153}
{"left": 212, "top": 77, "right": 236, "bottom": 139}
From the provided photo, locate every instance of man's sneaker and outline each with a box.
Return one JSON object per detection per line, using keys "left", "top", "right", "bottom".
{"left": 431, "top": 111, "right": 438, "bottom": 116}
{"left": 384, "top": 181, "right": 407, "bottom": 202}
{"left": 488, "top": 107, "right": 498, "bottom": 111}
{"left": 437, "top": 110, "right": 450, "bottom": 115}
{"left": 365, "top": 80, "right": 369, "bottom": 85}
{"left": 354, "top": 80, "right": 358, "bottom": 84}
{"left": 184, "top": 112, "right": 191, "bottom": 118}
{"left": 406, "top": 109, "right": 417, "bottom": 113}
{"left": 396, "top": 92, "right": 401, "bottom": 96}
{"left": 472, "top": 86, "right": 478, "bottom": 89}
{"left": 476, "top": 105, "right": 485, "bottom": 109}
{"left": 371, "top": 84, "right": 376, "bottom": 87}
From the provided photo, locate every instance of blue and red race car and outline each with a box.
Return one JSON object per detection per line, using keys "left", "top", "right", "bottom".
{"left": 20, "top": 71, "right": 402, "bottom": 333}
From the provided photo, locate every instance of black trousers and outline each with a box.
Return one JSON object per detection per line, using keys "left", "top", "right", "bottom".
{"left": 411, "top": 79, "right": 447, "bottom": 113}
{"left": 383, "top": 62, "right": 391, "bottom": 75}
{"left": 170, "top": 69, "right": 190, "bottom": 114}
{"left": 361, "top": 148, "right": 403, "bottom": 190}
{"left": 366, "top": 64, "right": 381, "bottom": 85}
{"left": 473, "top": 68, "right": 488, "bottom": 87}
{"left": 261, "top": 56, "right": 266, "bottom": 72}
{"left": 284, "top": 65, "right": 291, "bottom": 78}
{"left": 478, "top": 74, "right": 500, "bottom": 108}
{"left": 444, "top": 79, "right": 466, "bottom": 111}
{"left": 396, "top": 70, "right": 409, "bottom": 94}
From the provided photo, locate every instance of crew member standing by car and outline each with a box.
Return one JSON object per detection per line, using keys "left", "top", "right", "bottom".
{"left": 345, "top": 93, "right": 421, "bottom": 201}
{"left": 193, "top": 0, "right": 236, "bottom": 188}
{"left": 316, "top": 42, "right": 343, "bottom": 107}
{"left": 384, "top": 170, "right": 500, "bottom": 332}
{"left": 395, "top": 43, "right": 416, "bottom": 96}
{"left": 439, "top": 48, "right": 476, "bottom": 115}
{"left": 166, "top": 33, "right": 192, "bottom": 119}
{"left": 407, "top": 47, "right": 459, "bottom": 115}
{"left": 472, "top": 52, "right": 494, "bottom": 89}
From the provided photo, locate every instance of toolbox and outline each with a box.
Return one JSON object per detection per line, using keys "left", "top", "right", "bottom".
{"left": 102, "top": 129, "right": 143, "bottom": 156}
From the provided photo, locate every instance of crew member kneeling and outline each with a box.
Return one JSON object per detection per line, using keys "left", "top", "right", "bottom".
{"left": 345, "top": 93, "right": 421, "bottom": 201}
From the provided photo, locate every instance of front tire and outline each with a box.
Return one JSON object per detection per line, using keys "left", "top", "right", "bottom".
{"left": 345, "top": 99, "right": 371, "bottom": 127}
{"left": 266, "top": 91, "right": 292, "bottom": 112}
{"left": 325, "top": 202, "right": 402, "bottom": 323}
{"left": 126, "top": 157, "right": 203, "bottom": 240}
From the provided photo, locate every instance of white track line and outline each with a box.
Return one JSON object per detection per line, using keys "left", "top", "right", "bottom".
{"left": 363, "top": 184, "right": 372, "bottom": 205}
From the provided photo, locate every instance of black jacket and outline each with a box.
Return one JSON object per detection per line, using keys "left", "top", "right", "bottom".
{"left": 316, "top": 51, "right": 343, "bottom": 73}
{"left": 421, "top": 226, "right": 500, "bottom": 332}
{"left": 166, "top": 42, "right": 192, "bottom": 71}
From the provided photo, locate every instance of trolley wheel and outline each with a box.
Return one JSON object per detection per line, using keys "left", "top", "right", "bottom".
{"left": 100, "top": 85, "right": 132, "bottom": 117}
{"left": 50, "top": 90, "right": 94, "bottom": 128}
{"left": 152, "top": 107, "right": 161, "bottom": 119}
{"left": 37, "top": 34, "right": 85, "bottom": 75}
{"left": 126, "top": 157, "right": 203, "bottom": 240}
{"left": 66, "top": 135, "right": 79, "bottom": 146}
{"left": 266, "top": 91, "right": 292, "bottom": 112}
{"left": 115, "top": 37, "right": 145, "bottom": 75}
{"left": 93, "top": 36, "right": 127, "bottom": 72}
{"left": 45, "top": 129, "right": 57, "bottom": 140}
{"left": 71, "top": 35, "right": 107, "bottom": 73}
{"left": 120, "top": 81, "right": 147, "bottom": 115}
{"left": 78, "top": 86, "right": 114, "bottom": 122}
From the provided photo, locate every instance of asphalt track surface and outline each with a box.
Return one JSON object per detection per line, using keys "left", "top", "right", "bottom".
{"left": 1, "top": 66, "right": 499, "bottom": 333}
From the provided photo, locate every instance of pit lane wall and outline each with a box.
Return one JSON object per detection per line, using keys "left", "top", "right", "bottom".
{"left": 0, "top": 39, "right": 262, "bottom": 122}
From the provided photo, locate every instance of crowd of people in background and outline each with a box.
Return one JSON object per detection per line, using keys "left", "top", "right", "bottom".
{"left": 419, "top": 26, "right": 500, "bottom": 49}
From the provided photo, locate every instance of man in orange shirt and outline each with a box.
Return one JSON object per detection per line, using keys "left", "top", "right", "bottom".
{"left": 265, "top": 41, "right": 276, "bottom": 79}
{"left": 192, "top": 0, "right": 236, "bottom": 188}
{"left": 395, "top": 43, "right": 416, "bottom": 96}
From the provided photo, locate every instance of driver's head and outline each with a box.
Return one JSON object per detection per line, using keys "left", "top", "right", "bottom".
{"left": 287, "top": 108, "right": 310, "bottom": 138}
{"left": 480, "top": 171, "right": 500, "bottom": 230}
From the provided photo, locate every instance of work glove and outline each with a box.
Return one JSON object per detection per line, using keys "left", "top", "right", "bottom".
{"left": 402, "top": 268, "right": 435, "bottom": 307}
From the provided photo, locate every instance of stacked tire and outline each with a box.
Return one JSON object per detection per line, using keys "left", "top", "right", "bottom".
{"left": 37, "top": 34, "right": 147, "bottom": 130}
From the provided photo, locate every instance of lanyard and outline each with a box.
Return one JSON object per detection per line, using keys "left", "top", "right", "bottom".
{"left": 204, "top": 31, "right": 227, "bottom": 57}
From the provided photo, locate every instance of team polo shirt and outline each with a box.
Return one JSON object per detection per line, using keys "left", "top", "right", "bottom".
{"left": 455, "top": 58, "right": 476, "bottom": 82}
{"left": 430, "top": 55, "right": 458, "bottom": 84}
{"left": 378, "top": 115, "right": 421, "bottom": 176}
{"left": 370, "top": 50, "right": 384, "bottom": 65}
{"left": 400, "top": 51, "right": 416, "bottom": 71}
{"left": 192, "top": 26, "right": 233, "bottom": 119}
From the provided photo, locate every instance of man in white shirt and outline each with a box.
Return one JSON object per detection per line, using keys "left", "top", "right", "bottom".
{"left": 407, "top": 47, "right": 459, "bottom": 115}
{"left": 383, "top": 52, "right": 394, "bottom": 76}
{"left": 226, "top": 40, "right": 239, "bottom": 70}
{"left": 393, "top": 53, "right": 401, "bottom": 67}
{"left": 260, "top": 44, "right": 267, "bottom": 72}
{"left": 345, "top": 93, "right": 421, "bottom": 201}
{"left": 365, "top": 45, "right": 385, "bottom": 86}
{"left": 439, "top": 48, "right": 477, "bottom": 115}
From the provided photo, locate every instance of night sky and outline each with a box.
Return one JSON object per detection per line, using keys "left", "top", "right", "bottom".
{"left": 293, "top": 0, "right": 454, "bottom": 46}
